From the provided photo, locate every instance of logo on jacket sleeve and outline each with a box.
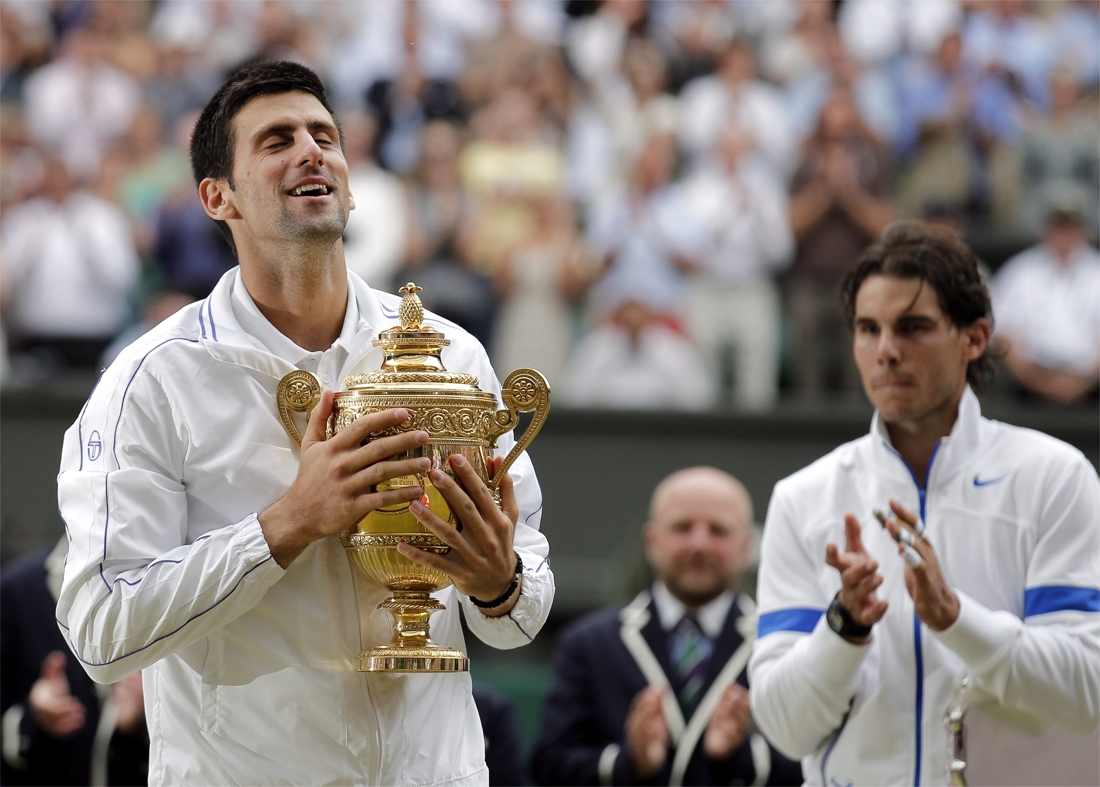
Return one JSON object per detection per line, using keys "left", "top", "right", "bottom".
{"left": 87, "top": 431, "right": 102, "bottom": 462}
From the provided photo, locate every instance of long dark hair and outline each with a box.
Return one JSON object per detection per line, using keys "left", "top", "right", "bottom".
{"left": 841, "top": 221, "right": 995, "bottom": 392}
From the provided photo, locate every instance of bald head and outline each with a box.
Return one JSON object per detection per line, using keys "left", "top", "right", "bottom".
{"left": 645, "top": 467, "right": 754, "bottom": 609}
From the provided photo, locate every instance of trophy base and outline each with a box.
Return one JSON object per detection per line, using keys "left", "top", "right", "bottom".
{"left": 358, "top": 644, "right": 469, "bottom": 673}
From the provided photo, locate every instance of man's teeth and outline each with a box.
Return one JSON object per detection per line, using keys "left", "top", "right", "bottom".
{"left": 292, "top": 184, "right": 329, "bottom": 196}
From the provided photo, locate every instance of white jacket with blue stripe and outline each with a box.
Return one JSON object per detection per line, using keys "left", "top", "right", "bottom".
{"left": 55, "top": 268, "right": 555, "bottom": 786}
{"left": 749, "top": 388, "right": 1099, "bottom": 786}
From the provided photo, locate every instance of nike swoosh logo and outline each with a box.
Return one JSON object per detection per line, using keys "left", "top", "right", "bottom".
{"left": 974, "top": 474, "right": 1009, "bottom": 487}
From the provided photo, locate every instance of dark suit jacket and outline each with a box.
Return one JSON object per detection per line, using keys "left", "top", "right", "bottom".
{"left": 530, "top": 593, "right": 802, "bottom": 787}
{"left": 0, "top": 547, "right": 148, "bottom": 786}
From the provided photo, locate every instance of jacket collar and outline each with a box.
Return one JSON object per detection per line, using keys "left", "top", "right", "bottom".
{"left": 869, "top": 386, "right": 985, "bottom": 488}
{"left": 197, "top": 266, "right": 391, "bottom": 383}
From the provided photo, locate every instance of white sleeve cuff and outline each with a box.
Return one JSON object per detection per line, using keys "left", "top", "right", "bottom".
{"left": 461, "top": 551, "right": 554, "bottom": 649}
{"left": 236, "top": 513, "right": 287, "bottom": 574}
{"left": 931, "top": 589, "right": 1020, "bottom": 674}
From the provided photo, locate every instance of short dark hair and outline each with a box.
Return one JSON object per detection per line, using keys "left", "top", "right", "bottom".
{"left": 840, "top": 221, "right": 995, "bottom": 392}
{"left": 189, "top": 60, "right": 343, "bottom": 253}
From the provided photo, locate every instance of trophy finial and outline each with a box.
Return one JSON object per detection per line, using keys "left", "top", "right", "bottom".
{"left": 398, "top": 282, "right": 424, "bottom": 330}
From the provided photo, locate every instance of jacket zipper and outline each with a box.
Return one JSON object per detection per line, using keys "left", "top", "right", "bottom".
{"left": 885, "top": 439, "right": 941, "bottom": 786}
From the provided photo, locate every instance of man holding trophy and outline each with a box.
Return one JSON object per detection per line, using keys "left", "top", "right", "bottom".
{"left": 55, "top": 61, "right": 554, "bottom": 786}
{"left": 750, "top": 222, "right": 1099, "bottom": 785}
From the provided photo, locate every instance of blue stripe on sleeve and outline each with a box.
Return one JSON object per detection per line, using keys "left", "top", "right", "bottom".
{"left": 758, "top": 608, "right": 824, "bottom": 637}
{"left": 1024, "top": 586, "right": 1100, "bottom": 617}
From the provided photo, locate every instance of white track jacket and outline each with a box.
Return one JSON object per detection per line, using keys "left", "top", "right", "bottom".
{"left": 749, "top": 388, "right": 1099, "bottom": 786}
{"left": 56, "top": 269, "right": 555, "bottom": 786}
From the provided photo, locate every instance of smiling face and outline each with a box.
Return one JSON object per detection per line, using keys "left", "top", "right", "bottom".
{"left": 202, "top": 91, "right": 354, "bottom": 256}
{"left": 853, "top": 275, "right": 988, "bottom": 427}
{"left": 644, "top": 469, "right": 753, "bottom": 609}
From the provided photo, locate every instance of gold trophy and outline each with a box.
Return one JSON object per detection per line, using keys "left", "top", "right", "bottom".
{"left": 276, "top": 283, "right": 550, "bottom": 673}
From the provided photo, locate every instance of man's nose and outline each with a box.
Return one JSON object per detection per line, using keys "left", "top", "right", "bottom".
{"left": 296, "top": 135, "right": 324, "bottom": 168}
{"left": 876, "top": 329, "right": 902, "bottom": 363}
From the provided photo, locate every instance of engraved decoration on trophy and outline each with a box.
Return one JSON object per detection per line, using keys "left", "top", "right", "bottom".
{"left": 276, "top": 283, "right": 551, "bottom": 673}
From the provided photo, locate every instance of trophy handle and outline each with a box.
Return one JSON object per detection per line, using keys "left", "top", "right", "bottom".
{"left": 276, "top": 370, "right": 323, "bottom": 447}
{"left": 489, "top": 369, "right": 551, "bottom": 490}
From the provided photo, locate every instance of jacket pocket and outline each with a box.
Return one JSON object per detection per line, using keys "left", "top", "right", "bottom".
{"left": 198, "top": 631, "right": 222, "bottom": 735}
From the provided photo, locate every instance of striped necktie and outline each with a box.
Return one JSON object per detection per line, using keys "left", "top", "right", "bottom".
{"left": 670, "top": 614, "right": 713, "bottom": 714}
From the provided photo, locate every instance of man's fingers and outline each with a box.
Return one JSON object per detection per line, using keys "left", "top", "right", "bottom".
{"left": 489, "top": 456, "right": 520, "bottom": 526}
{"left": 844, "top": 514, "right": 866, "bottom": 555}
{"left": 330, "top": 407, "right": 411, "bottom": 451}
{"left": 301, "top": 389, "right": 334, "bottom": 448}
{"left": 840, "top": 559, "right": 879, "bottom": 589}
{"left": 409, "top": 499, "right": 467, "bottom": 555}
{"left": 396, "top": 540, "right": 455, "bottom": 575}
{"left": 347, "top": 456, "right": 431, "bottom": 494}
{"left": 428, "top": 468, "right": 484, "bottom": 538}
{"left": 888, "top": 499, "right": 918, "bottom": 527}
{"left": 825, "top": 542, "right": 842, "bottom": 570}
{"left": 448, "top": 454, "right": 502, "bottom": 522}
{"left": 354, "top": 485, "right": 425, "bottom": 516}
{"left": 346, "top": 430, "right": 430, "bottom": 471}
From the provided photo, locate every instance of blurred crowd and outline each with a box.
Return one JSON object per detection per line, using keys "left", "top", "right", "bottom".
{"left": 1, "top": 0, "right": 1097, "bottom": 408}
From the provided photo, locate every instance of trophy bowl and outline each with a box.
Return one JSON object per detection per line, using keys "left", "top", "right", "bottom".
{"left": 276, "top": 284, "right": 550, "bottom": 672}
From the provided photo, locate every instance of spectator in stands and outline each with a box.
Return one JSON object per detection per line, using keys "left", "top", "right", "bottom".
{"left": 492, "top": 194, "right": 592, "bottom": 387}
{"left": 1, "top": 538, "right": 148, "bottom": 786}
{"left": 1050, "top": 0, "right": 1100, "bottom": 89}
{"left": 460, "top": 86, "right": 565, "bottom": 277}
{"left": 680, "top": 123, "right": 793, "bottom": 409}
{"left": 661, "top": 0, "right": 740, "bottom": 91}
{"left": 992, "top": 190, "right": 1100, "bottom": 404}
{"left": 781, "top": 25, "right": 900, "bottom": 146}
{"left": 152, "top": 112, "right": 236, "bottom": 299}
{"left": 22, "top": 26, "right": 140, "bottom": 182}
{"left": 342, "top": 109, "right": 409, "bottom": 289}
{"left": 962, "top": 0, "right": 1054, "bottom": 108}
{"left": 402, "top": 119, "right": 494, "bottom": 346}
{"left": 836, "top": 0, "right": 961, "bottom": 67}
{"left": 787, "top": 88, "right": 892, "bottom": 398}
{"left": 894, "top": 31, "right": 1024, "bottom": 226}
{"left": 0, "top": 154, "right": 140, "bottom": 370}
{"left": 567, "top": 36, "right": 679, "bottom": 212}
{"left": 118, "top": 105, "right": 191, "bottom": 258}
{"left": 1020, "top": 69, "right": 1100, "bottom": 237}
{"left": 531, "top": 467, "right": 802, "bottom": 786}
{"left": 565, "top": 0, "right": 649, "bottom": 94}
{"left": 559, "top": 133, "right": 712, "bottom": 410}
{"left": 679, "top": 38, "right": 794, "bottom": 178}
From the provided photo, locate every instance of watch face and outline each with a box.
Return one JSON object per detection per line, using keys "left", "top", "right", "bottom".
{"left": 827, "top": 605, "right": 843, "bottom": 632}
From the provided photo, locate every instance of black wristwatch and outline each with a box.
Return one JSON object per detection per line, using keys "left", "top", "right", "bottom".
{"left": 826, "top": 592, "right": 874, "bottom": 639}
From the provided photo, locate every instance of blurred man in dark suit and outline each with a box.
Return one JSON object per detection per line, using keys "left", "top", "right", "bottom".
{"left": 531, "top": 468, "right": 801, "bottom": 786}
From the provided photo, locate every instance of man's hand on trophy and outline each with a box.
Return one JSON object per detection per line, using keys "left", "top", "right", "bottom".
{"left": 260, "top": 390, "right": 431, "bottom": 568}
{"left": 399, "top": 454, "right": 522, "bottom": 617}
{"left": 884, "top": 499, "right": 960, "bottom": 631}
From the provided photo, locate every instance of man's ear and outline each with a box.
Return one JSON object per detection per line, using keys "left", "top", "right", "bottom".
{"left": 962, "top": 317, "right": 991, "bottom": 363}
{"left": 198, "top": 177, "right": 240, "bottom": 222}
{"left": 347, "top": 187, "right": 355, "bottom": 213}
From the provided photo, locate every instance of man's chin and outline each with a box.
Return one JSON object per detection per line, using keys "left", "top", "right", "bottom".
{"left": 665, "top": 579, "right": 728, "bottom": 609}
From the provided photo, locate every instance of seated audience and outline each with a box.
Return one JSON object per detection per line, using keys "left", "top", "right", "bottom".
{"left": 992, "top": 191, "right": 1100, "bottom": 404}
{"left": 530, "top": 467, "right": 802, "bottom": 785}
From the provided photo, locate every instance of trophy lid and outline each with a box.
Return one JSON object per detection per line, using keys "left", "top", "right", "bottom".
{"left": 343, "top": 283, "right": 481, "bottom": 390}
